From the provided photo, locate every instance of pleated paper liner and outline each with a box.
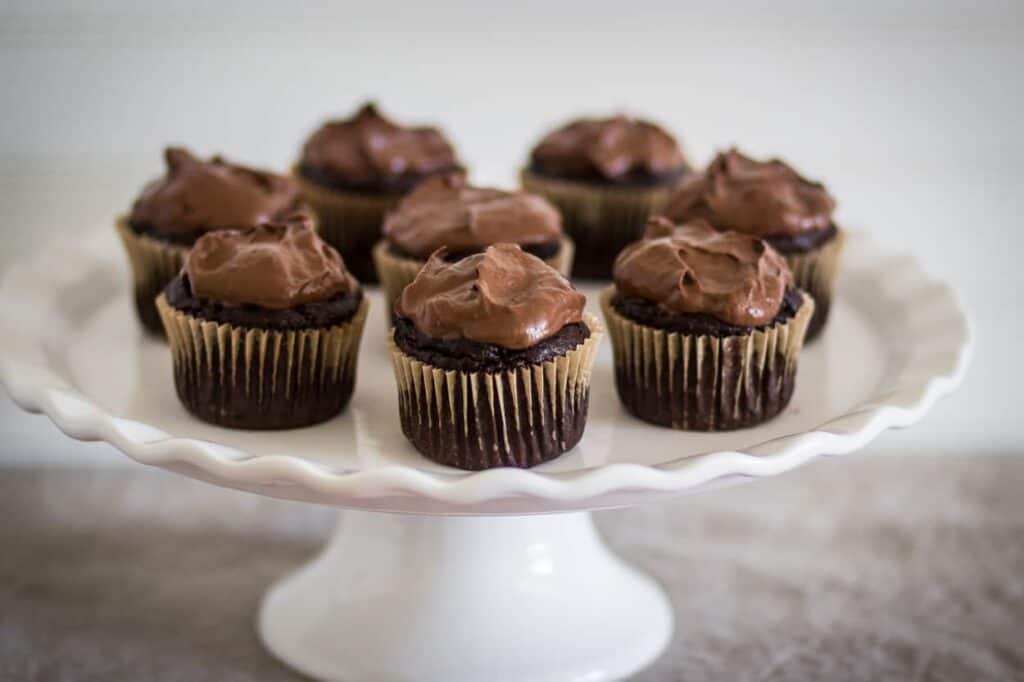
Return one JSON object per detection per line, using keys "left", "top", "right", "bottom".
{"left": 293, "top": 170, "right": 402, "bottom": 284}
{"left": 388, "top": 313, "right": 603, "bottom": 470}
{"left": 156, "top": 294, "right": 369, "bottom": 430}
{"left": 784, "top": 228, "right": 845, "bottom": 342}
{"left": 115, "top": 217, "right": 188, "bottom": 337}
{"left": 600, "top": 287, "right": 814, "bottom": 430}
{"left": 372, "top": 236, "right": 576, "bottom": 318}
{"left": 520, "top": 169, "right": 679, "bottom": 279}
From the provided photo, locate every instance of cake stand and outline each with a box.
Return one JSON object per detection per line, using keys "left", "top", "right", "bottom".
{"left": 0, "top": 228, "right": 970, "bottom": 682}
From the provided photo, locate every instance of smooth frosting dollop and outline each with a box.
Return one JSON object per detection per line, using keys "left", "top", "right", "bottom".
{"left": 613, "top": 217, "right": 793, "bottom": 327}
{"left": 665, "top": 148, "right": 835, "bottom": 236}
{"left": 383, "top": 174, "right": 563, "bottom": 258}
{"left": 185, "top": 216, "right": 358, "bottom": 309}
{"left": 130, "top": 147, "right": 301, "bottom": 237}
{"left": 529, "top": 115, "right": 688, "bottom": 182}
{"left": 299, "top": 102, "right": 459, "bottom": 190}
{"left": 395, "top": 244, "right": 585, "bottom": 349}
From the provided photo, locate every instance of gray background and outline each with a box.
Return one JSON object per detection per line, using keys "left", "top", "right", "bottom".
{"left": 1, "top": 0, "right": 1021, "bottom": 461}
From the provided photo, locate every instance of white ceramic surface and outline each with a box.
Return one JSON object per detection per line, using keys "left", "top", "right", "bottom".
{"left": 0, "top": 228, "right": 970, "bottom": 681}
{"left": 0, "top": 227, "right": 969, "bottom": 514}
{"left": 260, "top": 510, "right": 672, "bottom": 682}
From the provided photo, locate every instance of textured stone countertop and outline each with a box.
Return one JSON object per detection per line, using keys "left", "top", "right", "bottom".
{"left": 1, "top": 455, "right": 1022, "bottom": 681}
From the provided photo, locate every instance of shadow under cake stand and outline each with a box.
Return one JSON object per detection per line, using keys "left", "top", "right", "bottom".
{"left": 0, "top": 229, "right": 970, "bottom": 682}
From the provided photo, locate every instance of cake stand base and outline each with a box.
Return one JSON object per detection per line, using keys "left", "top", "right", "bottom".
{"left": 259, "top": 510, "right": 673, "bottom": 682}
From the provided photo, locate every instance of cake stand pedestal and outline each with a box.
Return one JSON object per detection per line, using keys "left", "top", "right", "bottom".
{"left": 260, "top": 511, "right": 671, "bottom": 682}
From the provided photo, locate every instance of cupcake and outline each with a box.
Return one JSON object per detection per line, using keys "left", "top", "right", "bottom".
{"left": 373, "top": 173, "right": 573, "bottom": 311}
{"left": 155, "top": 216, "right": 368, "bottom": 429}
{"left": 389, "top": 244, "right": 602, "bottom": 470}
{"left": 117, "top": 147, "right": 306, "bottom": 335}
{"left": 520, "top": 114, "right": 690, "bottom": 279}
{"left": 295, "top": 102, "right": 461, "bottom": 283}
{"left": 601, "top": 217, "right": 813, "bottom": 430}
{"left": 664, "top": 148, "right": 843, "bottom": 340}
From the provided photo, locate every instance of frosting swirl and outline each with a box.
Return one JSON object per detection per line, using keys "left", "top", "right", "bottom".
{"left": 383, "top": 174, "right": 562, "bottom": 258}
{"left": 299, "top": 102, "right": 460, "bottom": 192}
{"left": 613, "top": 217, "right": 793, "bottom": 327}
{"left": 665, "top": 148, "right": 835, "bottom": 236}
{"left": 529, "top": 115, "right": 688, "bottom": 183}
{"left": 185, "top": 216, "right": 358, "bottom": 309}
{"left": 395, "top": 244, "right": 585, "bottom": 349}
{"left": 130, "top": 147, "right": 302, "bottom": 239}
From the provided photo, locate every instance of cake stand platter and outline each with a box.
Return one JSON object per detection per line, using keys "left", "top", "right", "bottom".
{"left": 0, "top": 228, "right": 970, "bottom": 682}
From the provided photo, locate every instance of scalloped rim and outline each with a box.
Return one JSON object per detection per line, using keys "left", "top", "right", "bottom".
{"left": 0, "top": 229, "right": 971, "bottom": 511}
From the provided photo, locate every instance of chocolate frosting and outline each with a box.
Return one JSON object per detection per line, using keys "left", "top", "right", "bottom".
{"left": 299, "top": 102, "right": 459, "bottom": 192}
{"left": 383, "top": 174, "right": 562, "bottom": 258}
{"left": 395, "top": 243, "right": 585, "bottom": 349}
{"left": 613, "top": 217, "right": 793, "bottom": 327}
{"left": 185, "top": 216, "right": 358, "bottom": 309}
{"left": 665, "top": 148, "right": 835, "bottom": 236}
{"left": 529, "top": 115, "right": 688, "bottom": 183}
{"left": 130, "top": 148, "right": 301, "bottom": 239}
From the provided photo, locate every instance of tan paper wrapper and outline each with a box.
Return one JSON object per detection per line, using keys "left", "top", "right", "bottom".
{"left": 784, "top": 228, "right": 845, "bottom": 341}
{"left": 115, "top": 217, "right": 188, "bottom": 336}
{"left": 372, "top": 236, "right": 576, "bottom": 316}
{"left": 293, "top": 170, "right": 401, "bottom": 283}
{"left": 520, "top": 169, "right": 680, "bottom": 278}
{"left": 156, "top": 294, "right": 368, "bottom": 430}
{"left": 600, "top": 286, "right": 813, "bottom": 430}
{"left": 388, "top": 313, "right": 603, "bottom": 469}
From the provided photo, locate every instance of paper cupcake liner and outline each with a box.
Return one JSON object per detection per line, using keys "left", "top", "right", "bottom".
{"left": 520, "top": 169, "right": 679, "bottom": 279}
{"left": 388, "top": 314, "right": 602, "bottom": 470}
{"left": 115, "top": 217, "right": 188, "bottom": 337}
{"left": 293, "top": 171, "right": 402, "bottom": 283}
{"left": 784, "top": 228, "right": 845, "bottom": 342}
{"left": 372, "top": 236, "right": 576, "bottom": 318}
{"left": 600, "top": 287, "right": 813, "bottom": 430}
{"left": 156, "top": 294, "right": 368, "bottom": 430}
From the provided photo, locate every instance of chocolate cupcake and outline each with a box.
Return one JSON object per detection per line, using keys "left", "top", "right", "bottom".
{"left": 665, "top": 148, "right": 844, "bottom": 340}
{"left": 295, "top": 102, "right": 461, "bottom": 282}
{"left": 117, "top": 148, "right": 306, "bottom": 335}
{"left": 520, "top": 114, "right": 690, "bottom": 279}
{"left": 388, "top": 244, "right": 602, "bottom": 470}
{"left": 373, "top": 173, "right": 573, "bottom": 311}
{"left": 601, "top": 217, "right": 813, "bottom": 430}
{"left": 155, "top": 217, "right": 368, "bottom": 430}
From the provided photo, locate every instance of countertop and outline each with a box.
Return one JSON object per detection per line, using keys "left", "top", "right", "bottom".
{"left": 2, "top": 456, "right": 1022, "bottom": 681}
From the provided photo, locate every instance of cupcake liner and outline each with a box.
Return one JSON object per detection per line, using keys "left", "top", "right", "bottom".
{"left": 115, "top": 217, "right": 188, "bottom": 336}
{"left": 520, "top": 169, "right": 679, "bottom": 279}
{"left": 784, "top": 228, "right": 845, "bottom": 342}
{"left": 388, "top": 314, "right": 603, "bottom": 470}
{"left": 156, "top": 294, "right": 368, "bottom": 430}
{"left": 293, "top": 170, "right": 401, "bottom": 283}
{"left": 372, "top": 236, "right": 576, "bottom": 317}
{"left": 600, "top": 287, "right": 813, "bottom": 430}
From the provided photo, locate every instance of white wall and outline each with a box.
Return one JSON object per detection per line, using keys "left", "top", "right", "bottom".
{"left": 1, "top": 1, "right": 1021, "bottom": 456}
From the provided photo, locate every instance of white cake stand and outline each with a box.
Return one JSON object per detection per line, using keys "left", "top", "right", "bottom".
{"left": 0, "top": 228, "right": 969, "bottom": 682}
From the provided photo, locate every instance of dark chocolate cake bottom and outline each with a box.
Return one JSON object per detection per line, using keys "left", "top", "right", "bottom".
{"left": 390, "top": 317, "right": 600, "bottom": 470}
{"left": 602, "top": 288, "right": 812, "bottom": 431}
{"left": 157, "top": 293, "right": 367, "bottom": 430}
{"left": 396, "top": 365, "right": 590, "bottom": 470}
{"left": 613, "top": 346, "right": 797, "bottom": 430}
